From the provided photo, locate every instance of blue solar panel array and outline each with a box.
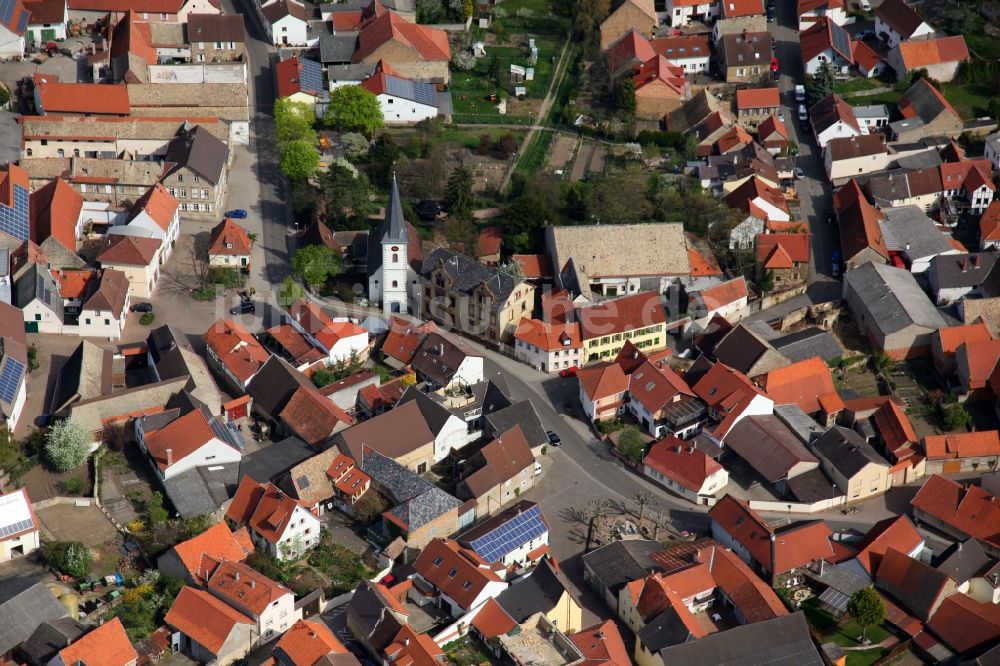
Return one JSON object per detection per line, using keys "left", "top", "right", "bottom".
{"left": 0, "top": 184, "right": 29, "bottom": 243}
{"left": 0, "top": 358, "right": 24, "bottom": 405}
{"left": 16, "top": 9, "right": 28, "bottom": 33}
{"left": 468, "top": 505, "right": 547, "bottom": 563}
{"left": 0, "top": 0, "right": 15, "bottom": 24}
{"left": 830, "top": 22, "right": 851, "bottom": 59}
{"left": 299, "top": 58, "right": 324, "bottom": 95}
{"left": 385, "top": 75, "right": 438, "bottom": 108}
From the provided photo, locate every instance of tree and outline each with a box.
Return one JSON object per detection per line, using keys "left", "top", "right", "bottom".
{"left": 280, "top": 139, "right": 320, "bottom": 183}
{"left": 44, "top": 541, "right": 93, "bottom": 578}
{"left": 847, "top": 587, "right": 885, "bottom": 644}
{"left": 632, "top": 490, "right": 654, "bottom": 522}
{"left": 452, "top": 50, "right": 476, "bottom": 71}
{"left": 871, "top": 350, "right": 892, "bottom": 375}
{"left": 147, "top": 491, "right": 168, "bottom": 526}
{"left": 278, "top": 276, "right": 305, "bottom": 307}
{"left": 613, "top": 77, "right": 637, "bottom": 116}
{"left": 322, "top": 163, "right": 374, "bottom": 227}
{"left": 443, "top": 165, "right": 474, "bottom": 217}
{"left": 757, "top": 269, "right": 775, "bottom": 293}
{"left": 941, "top": 402, "right": 971, "bottom": 431}
{"left": 44, "top": 419, "right": 90, "bottom": 472}
{"left": 616, "top": 426, "right": 646, "bottom": 464}
{"left": 341, "top": 132, "right": 370, "bottom": 159}
{"left": 273, "top": 98, "right": 316, "bottom": 145}
{"left": 583, "top": 498, "right": 614, "bottom": 549}
{"left": 572, "top": 0, "right": 610, "bottom": 42}
{"left": 487, "top": 56, "right": 504, "bottom": 89}
{"left": 324, "top": 85, "right": 384, "bottom": 136}
{"left": 291, "top": 245, "right": 341, "bottom": 288}
{"left": 806, "top": 62, "right": 834, "bottom": 107}
{"left": 367, "top": 134, "right": 401, "bottom": 188}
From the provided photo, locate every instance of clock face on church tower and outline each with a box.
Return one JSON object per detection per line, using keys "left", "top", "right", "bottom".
{"left": 391, "top": 246, "right": 399, "bottom": 251}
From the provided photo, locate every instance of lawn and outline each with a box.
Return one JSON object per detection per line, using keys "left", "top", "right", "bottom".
{"left": 846, "top": 648, "right": 889, "bottom": 666}
{"left": 498, "top": 0, "right": 569, "bottom": 34}
{"left": 449, "top": 40, "right": 559, "bottom": 123}
{"left": 438, "top": 126, "right": 527, "bottom": 149}
{"left": 939, "top": 81, "right": 993, "bottom": 119}
{"left": 515, "top": 129, "right": 553, "bottom": 176}
{"left": 801, "top": 598, "right": 891, "bottom": 653}
{"left": 847, "top": 90, "right": 902, "bottom": 107}
{"left": 966, "top": 32, "right": 1000, "bottom": 62}
{"left": 834, "top": 77, "right": 888, "bottom": 95}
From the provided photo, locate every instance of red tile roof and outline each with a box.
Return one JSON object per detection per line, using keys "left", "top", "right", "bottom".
{"left": 757, "top": 114, "right": 789, "bottom": 144}
{"left": 58, "top": 618, "right": 137, "bottom": 666}
{"left": 475, "top": 225, "right": 502, "bottom": 258}
{"left": 926, "top": 593, "right": 1000, "bottom": 654}
{"left": 169, "top": 522, "right": 254, "bottom": 585}
{"left": 872, "top": 399, "right": 918, "bottom": 454}
{"left": 720, "top": 0, "right": 764, "bottom": 18}
{"left": 165, "top": 587, "right": 254, "bottom": 655}
{"left": 605, "top": 28, "right": 656, "bottom": 74}
{"left": 911, "top": 474, "right": 1000, "bottom": 549}
{"left": 514, "top": 318, "right": 582, "bottom": 351}
{"left": 756, "top": 232, "right": 810, "bottom": 266}
{"left": 759, "top": 357, "right": 838, "bottom": 414}
{"left": 650, "top": 34, "right": 710, "bottom": 62}
{"left": 693, "top": 277, "right": 748, "bottom": 312}
{"left": 852, "top": 39, "right": 882, "bottom": 72}
{"left": 470, "top": 597, "right": 517, "bottom": 640}
{"left": 629, "top": 361, "right": 694, "bottom": 414}
{"left": 980, "top": 201, "right": 1000, "bottom": 243}
{"left": 353, "top": 10, "right": 450, "bottom": 64}
{"left": 690, "top": 361, "right": 768, "bottom": 437}
{"left": 511, "top": 254, "right": 553, "bottom": 279}
{"left": 632, "top": 56, "right": 687, "bottom": 97}
{"left": 578, "top": 291, "right": 666, "bottom": 340}
{"left": 30, "top": 178, "right": 83, "bottom": 249}
{"left": 35, "top": 81, "right": 130, "bottom": 115}
{"left": 384, "top": 625, "right": 444, "bottom": 666}
{"left": 287, "top": 299, "right": 368, "bottom": 351}
{"left": 97, "top": 233, "right": 160, "bottom": 266}
{"left": 143, "top": 409, "right": 228, "bottom": 471}
{"left": 643, "top": 436, "right": 723, "bottom": 492}
{"left": 800, "top": 17, "right": 853, "bottom": 64}
{"left": 203, "top": 319, "right": 271, "bottom": 385}
{"left": 275, "top": 56, "right": 324, "bottom": 98}
{"left": 568, "top": 620, "right": 631, "bottom": 666}
{"left": 957, "top": 339, "right": 1000, "bottom": 390}
{"left": 835, "top": 179, "right": 888, "bottom": 261}
{"left": 267, "top": 324, "right": 326, "bottom": 366}
{"left": 924, "top": 430, "right": 1000, "bottom": 460}
{"left": 735, "top": 87, "right": 780, "bottom": 111}
{"left": 273, "top": 619, "right": 349, "bottom": 666}
{"left": 381, "top": 316, "right": 436, "bottom": 365}
{"left": 851, "top": 515, "right": 923, "bottom": 576}
{"left": 876, "top": 547, "right": 954, "bottom": 620}
{"left": 709, "top": 495, "right": 834, "bottom": 575}
{"left": 896, "top": 35, "right": 969, "bottom": 69}
{"left": 578, "top": 361, "right": 629, "bottom": 402}
{"left": 279, "top": 386, "right": 353, "bottom": 446}
{"left": 208, "top": 217, "right": 252, "bottom": 257}
{"left": 226, "top": 476, "right": 309, "bottom": 546}
{"left": 935, "top": 322, "right": 995, "bottom": 357}
{"left": 725, "top": 176, "right": 790, "bottom": 219}
{"left": 54, "top": 269, "right": 97, "bottom": 300}
{"left": 687, "top": 244, "right": 723, "bottom": 276}
{"left": 207, "top": 560, "right": 293, "bottom": 616}
{"left": 412, "top": 538, "right": 503, "bottom": 611}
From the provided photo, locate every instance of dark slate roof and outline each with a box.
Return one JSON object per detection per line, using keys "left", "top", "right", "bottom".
{"left": 360, "top": 447, "right": 461, "bottom": 530}
{"left": 811, "top": 426, "right": 890, "bottom": 478}
{"left": 419, "top": 247, "right": 520, "bottom": 314}
{"left": 319, "top": 33, "right": 359, "bottom": 63}
{"left": 396, "top": 385, "right": 455, "bottom": 436}
{"left": 639, "top": 606, "right": 699, "bottom": 653}
{"left": 844, "top": 262, "right": 947, "bottom": 335}
{"left": 239, "top": 435, "right": 314, "bottom": 484}
{"left": 345, "top": 581, "right": 404, "bottom": 652}
{"left": 410, "top": 332, "right": 476, "bottom": 387}
{"left": 162, "top": 462, "right": 239, "bottom": 518}
{"left": 774, "top": 404, "right": 825, "bottom": 445}
{"left": 164, "top": 125, "right": 229, "bottom": 185}
{"left": 580, "top": 539, "right": 662, "bottom": 597}
{"left": 20, "top": 618, "right": 87, "bottom": 666}
{"left": 14, "top": 263, "right": 63, "bottom": 320}
{"left": 382, "top": 174, "right": 407, "bottom": 243}
{"left": 495, "top": 558, "right": 572, "bottom": 623}
{"left": 484, "top": 399, "right": 547, "bottom": 449}
{"left": 713, "top": 324, "right": 773, "bottom": 373}
{"left": 929, "top": 253, "right": 1000, "bottom": 290}
{"left": 724, "top": 415, "right": 819, "bottom": 483}
{"left": 246, "top": 356, "right": 313, "bottom": 418}
{"left": 936, "top": 539, "right": 992, "bottom": 585}
{"left": 787, "top": 467, "right": 841, "bottom": 503}
{"left": 656, "top": 612, "right": 824, "bottom": 665}
{"left": 186, "top": 14, "right": 246, "bottom": 43}
{"left": 771, "top": 328, "right": 844, "bottom": 363}
{"left": 327, "top": 63, "right": 377, "bottom": 82}
{"left": 0, "top": 583, "right": 69, "bottom": 655}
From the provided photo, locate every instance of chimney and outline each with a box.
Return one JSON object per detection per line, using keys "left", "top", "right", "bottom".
{"left": 250, "top": 579, "right": 255, "bottom": 588}
{"left": 959, "top": 542, "right": 963, "bottom": 552}
{"left": 820, "top": 558, "right": 825, "bottom": 575}
{"left": 166, "top": 448, "right": 173, "bottom": 466}
{"left": 235, "top": 571, "right": 240, "bottom": 581}
{"left": 677, "top": 445, "right": 682, "bottom": 453}
{"left": 404, "top": 638, "right": 410, "bottom": 646}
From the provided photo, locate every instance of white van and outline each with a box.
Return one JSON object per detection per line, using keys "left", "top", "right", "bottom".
{"left": 794, "top": 85, "right": 806, "bottom": 103}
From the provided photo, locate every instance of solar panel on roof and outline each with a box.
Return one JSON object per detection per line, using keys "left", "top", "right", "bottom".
{"left": 298, "top": 58, "right": 324, "bottom": 94}
{"left": 0, "top": 358, "right": 24, "bottom": 405}
{"left": 830, "top": 22, "right": 851, "bottom": 60}
{"left": 0, "top": 184, "right": 29, "bottom": 243}
{"left": 0, "top": 0, "right": 15, "bottom": 23}
{"left": 384, "top": 75, "right": 437, "bottom": 108}
{"left": 469, "top": 505, "right": 547, "bottom": 563}
{"left": 0, "top": 518, "right": 33, "bottom": 538}
{"left": 16, "top": 9, "right": 27, "bottom": 32}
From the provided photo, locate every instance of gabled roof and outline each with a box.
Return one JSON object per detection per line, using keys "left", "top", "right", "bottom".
{"left": 843, "top": 262, "right": 947, "bottom": 336}
{"left": 412, "top": 538, "right": 504, "bottom": 610}
{"left": 810, "top": 93, "right": 861, "bottom": 134}
{"left": 852, "top": 40, "right": 883, "bottom": 72}
{"left": 384, "top": 625, "right": 444, "bottom": 666}
{"left": 578, "top": 361, "right": 629, "bottom": 402}
{"left": 207, "top": 560, "right": 292, "bottom": 615}
{"left": 208, "top": 217, "right": 252, "bottom": 257}
{"left": 719, "top": 0, "right": 763, "bottom": 18}
{"left": 360, "top": 58, "right": 438, "bottom": 106}
{"left": 629, "top": 360, "right": 694, "bottom": 414}
{"left": 876, "top": 0, "right": 927, "bottom": 38}
{"left": 735, "top": 87, "right": 779, "bottom": 111}
{"left": 263, "top": 0, "right": 309, "bottom": 23}
{"left": 163, "top": 126, "right": 228, "bottom": 186}
{"left": 872, "top": 399, "right": 918, "bottom": 454}
{"left": 981, "top": 201, "right": 1000, "bottom": 243}
{"left": 514, "top": 318, "right": 582, "bottom": 351}
{"left": 164, "top": 521, "right": 253, "bottom": 585}
{"left": 279, "top": 386, "right": 353, "bottom": 447}
{"left": 895, "top": 35, "right": 969, "bottom": 70}
{"left": 605, "top": 28, "right": 656, "bottom": 75}
{"left": 800, "top": 16, "right": 853, "bottom": 64}
{"left": 725, "top": 176, "right": 790, "bottom": 219}
{"left": 632, "top": 55, "right": 686, "bottom": 96}
{"left": 926, "top": 593, "right": 1000, "bottom": 654}
{"left": 935, "top": 322, "right": 995, "bottom": 357}
{"left": 29, "top": 178, "right": 83, "bottom": 250}
{"left": 567, "top": 620, "right": 632, "bottom": 666}
{"left": 165, "top": 586, "right": 254, "bottom": 655}
{"left": 691, "top": 277, "right": 748, "bottom": 313}
{"left": 142, "top": 408, "right": 232, "bottom": 471}
{"left": 757, "top": 114, "right": 789, "bottom": 143}
{"left": 578, "top": 291, "right": 667, "bottom": 339}
{"left": 812, "top": 425, "right": 890, "bottom": 479}
{"left": 461, "top": 425, "right": 535, "bottom": 498}
{"left": 225, "top": 476, "right": 310, "bottom": 545}
{"left": 334, "top": 398, "right": 435, "bottom": 462}
{"left": 850, "top": 515, "right": 923, "bottom": 576}
{"left": 0, "top": 488, "right": 38, "bottom": 545}
{"left": 911, "top": 474, "right": 1000, "bottom": 550}
{"left": 457, "top": 500, "right": 549, "bottom": 562}
{"left": 643, "top": 436, "right": 723, "bottom": 492}
{"left": 273, "top": 619, "right": 351, "bottom": 666}
{"left": 495, "top": 557, "right": 574, "bottom": 624}
{"left": 203, "top": 319, "right": 270, "bottom": 385}
{"left": 898, "top": 77, "right": 961, "bottom": 125}
{"left": 760, "top": 357, "right": 839, "bottom": 414}
{"left": 34, "top": 80, "right": 130, "bottom": 115}
{"left": 876, "top": 547, "right": 954, "bottom": 620}
{"left": 956, "top": 340, "right": 1000, "bottom": 390}
{"left": 924, "top": 430, "right": 1000, "bottom": 461}
{"left": 97, "top": 233, "right": 160, "bottom": 265}
{"left": 186, "top": 13, "right": 246, "bottom": 43}
{"left": 724, "top": 415, "right": 819, "bottom": 483}
{"left": 656, "top": 612, "right": 823, "bottom": 665}
{"left": 835, "top": 179, "right": 888, "bottom": 261}
{"left": 352, "top": 10, "right": 450, "bottom": 63}
{"left": 57, "top": 617, "right": 136, "bottom": 666}
{"left": 756, "top": 232, "right": 811, "bottom": 267}
{"left": 276, "top": 56, "right": 326, "bottom": 98}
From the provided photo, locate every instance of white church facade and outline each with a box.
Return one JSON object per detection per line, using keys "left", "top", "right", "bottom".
{"left": 367, "top": 175, "right": 421, "bottom": 315}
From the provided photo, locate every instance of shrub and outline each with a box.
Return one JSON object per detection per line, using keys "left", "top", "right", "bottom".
{"left": 138, "top": 312, "right": 155, "bottom": 326}
{"left": 127, "top": 519, "right": 146, "bottom": 533}
{"left": 452, "top": 50, "right": 476, "bottom": 71}
{"left": 616, "top": 427, "right": 646, "bottom": 464}
{"left": 44, "top": 420, "right": 90, "bottom": 472}
{"left": 61, "top": 477, "right": 84, "bottom": 495}
{"left": 44, "top": 541, "right": 93, "bottom": 578}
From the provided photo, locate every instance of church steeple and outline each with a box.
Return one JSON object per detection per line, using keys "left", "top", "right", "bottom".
{"left": 382, "top": 173, "right": 408, "bottom": 244}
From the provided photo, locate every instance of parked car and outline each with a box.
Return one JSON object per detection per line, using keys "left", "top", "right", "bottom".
{"left": 130, "top": 302, "right": 153, "bottom": 313}
{"left": 797, "top": 104, "right": 808, "bottom": 121}
{"left": 794, "top": 85, "right": 806, "bottom": 102}
{"left": 794, "top": 166, "right": 805, "bottom": 180}
{"left": 225, "top": 209, "right": 248, "bottom": 219}
{"left": 229, "top": 300, "right": 256, "bottom": 315}
{"left": 770, "top": 57, "right": 779, "bottom": 72}
{"left": 546, "top": 430, "right": 562, "bottom": 446}
{"left": 559, "top": 366, "right": 578, "bottom": 378}
{"left": 831, "top": 249, "right": 842, "bottom": 277}
{"left": 766, "top": 6, "right": 774, "bottom": 21}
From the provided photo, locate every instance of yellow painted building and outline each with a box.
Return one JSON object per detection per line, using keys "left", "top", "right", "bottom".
{"left": 579, "top": 292, "right": 668, "bottom": 364}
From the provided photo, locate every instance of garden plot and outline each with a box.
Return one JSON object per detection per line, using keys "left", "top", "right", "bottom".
{"left": 546, "top": 134, "right": 577, "bottom": 172}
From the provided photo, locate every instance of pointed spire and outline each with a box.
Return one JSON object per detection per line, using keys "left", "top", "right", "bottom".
{"left": 382, "top": 172, "right": 408, "bottom": 244}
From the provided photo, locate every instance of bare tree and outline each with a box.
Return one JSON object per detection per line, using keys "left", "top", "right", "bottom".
{"left": 584, "top": 498, "right": 614, "bottom": 551}
{"left": 632, "top": 490, "right": 654, "bottom": 523}
{"left": 650, "top": 504, "right": 670, "bottom": 541}
{"left": 189, "top": 233, "right": 212, "bottom": 290}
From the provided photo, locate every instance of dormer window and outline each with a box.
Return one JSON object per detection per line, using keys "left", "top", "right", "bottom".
{"left": 448, "top": 568, "right": 457, "bottom": 577}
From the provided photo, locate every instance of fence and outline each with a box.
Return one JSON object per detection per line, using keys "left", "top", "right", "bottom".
{"left": 837, "top": 85, "right": 893, "bottom": 99}
{"left": 746, "top": 496, "right": 844, "bottom": 515}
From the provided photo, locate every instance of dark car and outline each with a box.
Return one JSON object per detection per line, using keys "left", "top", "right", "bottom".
{"left": 415, "top": 200, "right": 442, "bottom": 221}
{"left": 130, "top": 302, "right": 153, "bottom": 313}
{"left": 546, "top": 430, "right": 561, "bottom": 446}
{"left": 229, "top": 300, "right": 256, "bottom": 315}
{"left": 225, "top": 209, "right": 248, "bottom": 219}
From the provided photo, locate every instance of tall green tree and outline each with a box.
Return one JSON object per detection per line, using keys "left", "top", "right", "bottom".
{"left": 847, "top": 587, "right": 886, "bottom": 644}
{"left": 291, "top": 245, "right": 341, "bottom": 288}
{"left": 278, "top": 276, "right": 305, "bottom": 307}
{"left": 613, "top": 77, "right": 637, "bottom": 116}
{"left": 616, "top": 427, "right": 646, "bottom": 464}
{"left": 444, "top": 165, "right": 474, "bottom": 217}
{"left": 806, "top": 62, "right": 834, "bottom": 107}
{"left": 44, "top": 419, "right": 90, "bottom": 472}
{"left": 367, "top": 134, "right": 401, "bottom": 188}
{"left": 572, "top": 0, "right": 610, "bottom": 42}
{"left": 322, "top": 163, "right": 374, "bottom": 228}
{"left": 279, "top": 139, "right": 320, "bottom": 183}
{"left": 273, "top": 98, "right": 316, "bottom": 144}
{"left": 324, "top": 85, "right": 384, "bottom": 136}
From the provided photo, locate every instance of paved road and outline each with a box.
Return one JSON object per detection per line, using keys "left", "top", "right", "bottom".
{"left": 772, "top": 0, "right": 841, "bottom": 291}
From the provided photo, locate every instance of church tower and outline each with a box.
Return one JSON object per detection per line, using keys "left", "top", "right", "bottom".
{"left": 376, "top": 174, "right": 409, "bottom": 314}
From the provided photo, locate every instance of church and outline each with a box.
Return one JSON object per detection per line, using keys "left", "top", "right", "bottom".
{"left": 367, "top": 175, "right": 423, "bottom": 314}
